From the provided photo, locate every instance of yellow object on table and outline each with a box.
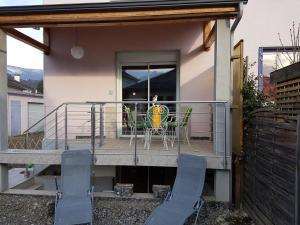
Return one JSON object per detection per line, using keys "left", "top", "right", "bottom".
{"left": 152, "top": 105, "right": 162, "bottom": 128}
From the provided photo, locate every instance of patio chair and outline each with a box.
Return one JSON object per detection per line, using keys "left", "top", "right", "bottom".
{"left": 144, "top": 104, "right": 169, "bottom": 150}
{"left": 54, "top": 149, "right": 93, "bottom": 225}
{"left": 168, "top": 107, "right": 193, "bottom": 148}
{"left": 144, "top": 154, "right": 207, "bottom": 225}
{"left": 124, "top": 105, "right": 145, "bottom": 146}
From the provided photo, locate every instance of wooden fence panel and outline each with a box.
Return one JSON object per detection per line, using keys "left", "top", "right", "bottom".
{"left": 242, "top": 109, "right": 298, "bottom": 225}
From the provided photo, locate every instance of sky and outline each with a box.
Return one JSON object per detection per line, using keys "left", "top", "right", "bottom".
{"left": 0, "top": 0, "right": 44, "bottom": 69}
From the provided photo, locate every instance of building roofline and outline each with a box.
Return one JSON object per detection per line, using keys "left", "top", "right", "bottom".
{"left": 0, "top": 0, "right": 247, "bottom": 15}
{"left": 8, "top": 91, "right": 43, "bottom": 98}
{"left": 8, "top": 78, "right": 34, "bottom": 92}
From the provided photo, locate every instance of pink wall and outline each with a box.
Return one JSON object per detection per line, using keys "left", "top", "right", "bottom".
{"left": 44, "top": 21, "right": 214, "bottom": 109}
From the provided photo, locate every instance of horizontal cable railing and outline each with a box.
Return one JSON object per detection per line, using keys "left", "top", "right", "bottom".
{"left": 8, "top": 101, "right": 230, "bottom": 168}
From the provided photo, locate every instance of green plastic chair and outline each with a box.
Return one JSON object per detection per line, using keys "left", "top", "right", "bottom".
{"left": 168, "top": 107, "right": 193, "bottom": 147}
{"left": 124, "top": 105, "right": 145, "bottom": 146}
{"left": 144, "top": 105, "right": 169, "bottom": 150}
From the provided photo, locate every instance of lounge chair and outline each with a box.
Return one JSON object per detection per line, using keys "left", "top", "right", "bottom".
{"left": 54, "top": 150, "right": 93, "bottom": 225}
{"left": 144, "top": 154, "right": 207, "bottom": 225}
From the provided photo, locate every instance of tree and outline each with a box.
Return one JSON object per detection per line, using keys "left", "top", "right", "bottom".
{"left": 37, "top": 80, "right": 43, "bottom": 94}
{"left": 242, "top": 60, "right": 271, "bottom": 134}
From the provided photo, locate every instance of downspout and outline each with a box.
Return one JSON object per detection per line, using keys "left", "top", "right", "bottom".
{"left": 229, "top": 2, "right": 244, "bottom": 206}
{"left": 231, "top": 3, "right": 244, "bottom": 36}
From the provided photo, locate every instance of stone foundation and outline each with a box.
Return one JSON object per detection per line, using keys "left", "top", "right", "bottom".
{"left": 152, "top": 184, "right": 170, "bottom": 199}
{"left": 114, "top": 183, "right": 134, "bottom": 197}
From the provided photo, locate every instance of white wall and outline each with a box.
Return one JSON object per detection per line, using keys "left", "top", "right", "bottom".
{"left": 234, "top": 0, "right": 300, "bottom": 73}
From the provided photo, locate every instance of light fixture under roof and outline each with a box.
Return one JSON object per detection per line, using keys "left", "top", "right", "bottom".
{"left": 71, "top": 28, "right": 84, "bottom": 59}
{"left": 71, "top": 45, "right": 84, "bottom": 59}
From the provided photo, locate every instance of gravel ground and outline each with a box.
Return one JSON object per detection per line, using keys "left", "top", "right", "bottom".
{"left": 0, "top": 194, "right": 254, "bottom": 225}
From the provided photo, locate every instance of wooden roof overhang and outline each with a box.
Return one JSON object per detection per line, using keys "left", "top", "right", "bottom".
{"left": 0, "top": 1, "right": 246, "bottom": 54}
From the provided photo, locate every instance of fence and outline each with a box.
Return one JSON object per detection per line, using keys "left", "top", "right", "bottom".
{"left": 242, "top": 108, "right": 299, "bottom": 225}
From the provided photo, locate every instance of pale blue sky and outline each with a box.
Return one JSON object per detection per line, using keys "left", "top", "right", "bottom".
{"left": 0, "top": 0, "right": 43, "bottom": 69}
{"left": 0, "top": 0, "right": 42, "bottom": 6}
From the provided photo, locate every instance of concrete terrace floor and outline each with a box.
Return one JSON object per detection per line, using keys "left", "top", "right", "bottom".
{"left": 93, "top": 138, "right": 214, "bottom": 154}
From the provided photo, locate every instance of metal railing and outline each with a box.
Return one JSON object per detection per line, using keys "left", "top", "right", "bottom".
{"left": 9, "top": 101, "right": 230, "bottom": 168}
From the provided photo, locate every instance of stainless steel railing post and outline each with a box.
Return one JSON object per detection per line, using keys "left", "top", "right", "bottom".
{"left": 99, "top": 104, "right": 104, "bottom": 148}
{"left": 134, "top": 103, "right": 138, "bottom": 165}
{"left": 224, "top": 102, "right": 231, "bottom": 169}
{"left": 91, "top": 104, "right": 96, "bottom": 157}
{"left": 177, "top": 102, "right": 181, "bottom": 156}
{"left": 55, "top": 110, "right": 58, "bottom": 150}
{"left": 64, "top": 104, "right": 68, "bottom": 150}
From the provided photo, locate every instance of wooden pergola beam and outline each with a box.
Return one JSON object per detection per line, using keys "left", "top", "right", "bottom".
{"left": 0, "top": 6, "right": 238, "bottom": 28}
{"left": 203, "top": 21, "right": 216, "bottom": 51}
{"left": 2, "top": 28, "right": 49, "bottom": 55}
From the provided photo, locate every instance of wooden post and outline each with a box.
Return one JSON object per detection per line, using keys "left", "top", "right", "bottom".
{"left": 232, "top": 40, "right": 244, "bottom": 207}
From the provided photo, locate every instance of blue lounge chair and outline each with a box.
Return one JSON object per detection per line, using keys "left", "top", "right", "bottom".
{"left": 54, "top": 150, "right": 93, "bottom": 225}
{"left": 144, "top": 154, "right": 207, "bottom": 225}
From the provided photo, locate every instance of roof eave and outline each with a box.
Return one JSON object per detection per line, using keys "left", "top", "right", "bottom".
{"left": 0, "top": 1, "right": 248, "bottom": 15}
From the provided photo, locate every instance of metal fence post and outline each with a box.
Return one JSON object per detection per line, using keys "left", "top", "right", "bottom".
{"left": 55, "top": 110, "right": 58, "bottom": 150}
{"left": 64, "top": 104, "right": 68, "bottom": 150}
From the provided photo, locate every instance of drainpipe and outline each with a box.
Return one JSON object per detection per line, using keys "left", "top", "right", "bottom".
{"left": 231, "top": 3, "right": 244, "bottom": 36}
{"left": 229, "top": 2, "right": 244, "bottom": 207}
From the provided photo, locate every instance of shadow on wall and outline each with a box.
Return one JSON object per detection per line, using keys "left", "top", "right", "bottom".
{"left": 181, "top": 66, "right": 214, "bottom": 101}
{"left": 181, "top": 66, "right": 214, "bottom": 138}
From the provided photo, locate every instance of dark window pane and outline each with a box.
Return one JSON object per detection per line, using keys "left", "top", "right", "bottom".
{"left": 150, "top": 65, "right": 176, "bottom": 113}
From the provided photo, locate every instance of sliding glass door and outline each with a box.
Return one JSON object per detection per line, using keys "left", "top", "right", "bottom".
{"left": 121, "top": 64, "right": 177, "bottom": 135}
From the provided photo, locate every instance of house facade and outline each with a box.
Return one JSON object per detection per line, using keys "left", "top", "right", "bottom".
{"left": 0, "top": 0, "right": 247, "bottom": 202}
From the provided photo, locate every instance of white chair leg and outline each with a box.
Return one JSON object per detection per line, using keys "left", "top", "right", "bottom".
{"left": 148, "top": 130, "right": 152, "bottom": 150}
{"left": 144, "top": 129, "right": 148, "bottom": 149}
{"left": 185, "top": 127, "right": 191, "bottom": 146}
{"left": 129, "top": 127, "right": 134, "bottom": 147}
{"left": 144, "top": 129, "right": 151, "bottom": 150}
{"left": 170, "top": 129, "right": 176, "bottom": 148}
{"left": 163, "top": 130, "right": 168, "bottom": 150}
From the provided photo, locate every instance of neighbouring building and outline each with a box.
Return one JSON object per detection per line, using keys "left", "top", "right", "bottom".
{"left": 7, "top": 74, "right": 44, "bottom": 136}
{"left": 234, "top": 0, "right": 300, "bottom": 92}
